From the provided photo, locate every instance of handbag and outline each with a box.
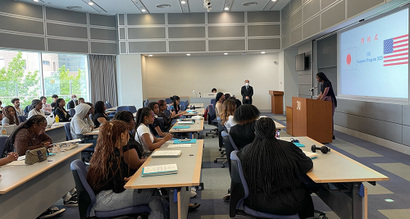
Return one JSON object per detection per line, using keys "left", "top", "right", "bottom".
{"left": 25, "top": 147, "right": 47, "bottom": 165}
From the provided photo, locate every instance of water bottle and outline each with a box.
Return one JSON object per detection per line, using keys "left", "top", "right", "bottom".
{"left": 1, "top": 126, "right": 6, "bottom": 135}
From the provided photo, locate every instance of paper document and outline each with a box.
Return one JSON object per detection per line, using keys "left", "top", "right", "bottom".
{"left": 168, "top": 144, "right": 192, "bottom": 148}
{"left": 151, "top": 150, "right": 182, "bottom": 157}
{"left": 303, "top": 151, "right": 318, "bottom": 159}
{"left": 142, "top": 164, "right": 178, "bottom": 176}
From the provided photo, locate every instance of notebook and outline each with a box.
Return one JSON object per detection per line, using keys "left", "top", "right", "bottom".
{"left": 303, "top": 151, "right": 318, "bottom": 159}
{"left": 173, "top": 139, "right": 197, "bottom": 144}
{"left": 151, "top": 150, "right": 182, "bottom": 157}
{"left": 177, "top": 120, "right": 194, "bottom": 125}
{"left": 293, "top": 142, "right": 305, "bottom": 147}
{"left": 173, "top": 126, "right": 191, "bottom": 129}
{"left": 142, "top": 164, "right": 178, "bottom": 177}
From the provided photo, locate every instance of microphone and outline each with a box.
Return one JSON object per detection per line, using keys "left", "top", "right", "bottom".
{"left": 309, "top": 86, "right": 317, "bottom": 91}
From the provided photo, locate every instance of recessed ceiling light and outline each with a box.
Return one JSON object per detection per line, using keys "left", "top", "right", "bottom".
{"left": 67, "top": 6, "right": 82, "bottom": 10}
{"left": 141, "top": 9, "right": 147, "bottom": 12}
{"left": 271, "top": 0, "right": 277, "bottom": 2}
{"left": 186, "top": 54, "right": 191, "bottom": 56}
{"left": 33, "top": 0, "right": 39, "bottom": 2}
{"left": 243, "top": 2, "right": 257, "bottom": 6}
{"left": 148, "top": 55, "right": 153, "bottom": 57}
{"left": 157, "top": 4, "right": 171, "bottom": 8}
{"left": 181, "top": 1, "right": 186, "bottom": 4}
{"left": 88, "top": 1, "right": 94, "bottom": 6}
{"left": 261, "top": 51, "right": 266, "bottom": 54}
{"left": 224, "top": 7, "right": 229, "bottom": 11}
{"left": 224, "top": 53, "right": 228, "bottom": 55}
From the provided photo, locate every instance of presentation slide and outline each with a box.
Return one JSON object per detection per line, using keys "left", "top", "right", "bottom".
{"left": 338, "top": 8, "right": 409, "bottom": 100}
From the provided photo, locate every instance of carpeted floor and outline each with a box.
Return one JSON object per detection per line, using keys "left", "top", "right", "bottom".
{"left": 52, "top": 113, "right": 410, "bottom": 219}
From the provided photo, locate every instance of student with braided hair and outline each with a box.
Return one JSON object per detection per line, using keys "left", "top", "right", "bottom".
{"left": 87, "top": 120, "right": 165, "bottom": 218}
{"left": 237, "top": 117, "right": 314, "bottom": 218}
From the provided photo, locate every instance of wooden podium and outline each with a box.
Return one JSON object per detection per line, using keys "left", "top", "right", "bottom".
{"left": 269, "top": 91, "right": 284, "bottom": 114}
{"left": 292, "top": 97, "right": 332, "bottom": 143}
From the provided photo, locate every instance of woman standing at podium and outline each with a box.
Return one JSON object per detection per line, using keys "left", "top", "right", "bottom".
{"left": 316, "top": 72, "right": 337, "bottom": 139}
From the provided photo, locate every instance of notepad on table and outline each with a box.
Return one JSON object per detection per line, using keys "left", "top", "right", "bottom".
{"left": 151, "top": 150, "right": 182, "bottom": 157}
{"left": 142, "top": 164, "right": 178, "bottom": 177}
{"left": 293, "top": 142, "right": 305, "bottom": 147}
{"left": 178, "top": 120, "right": 195, "bottom": 125}
{"left": 303, "top": 151, "right": 318, "bottom": 159}
{"left": 174, "top": 139, "right": 197, "bottom": 144}
{"left": 173, "top": 126, "right": 191, "bottom": 129}
{"left": 168, "top": 144, "right": 192, "bottom": 148}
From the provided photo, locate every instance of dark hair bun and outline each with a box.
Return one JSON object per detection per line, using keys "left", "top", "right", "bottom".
{"left": 254, "top": 117, "right": 276, "bottom": 139}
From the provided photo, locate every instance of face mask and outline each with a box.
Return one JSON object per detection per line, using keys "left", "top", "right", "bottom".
{"left": 73, "top": 98, "right": 77, "bottom": 101}
{"left": 245, "top": 83, "right": 249, "bottom": 86}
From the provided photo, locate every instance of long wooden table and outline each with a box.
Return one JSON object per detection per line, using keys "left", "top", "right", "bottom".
{"left": 125, "top": 140, "right": 204, "bottom": 219}
{"left": 169, "top": 119, "right": 204, "bottom": 139}
{"left": 184, "top": 108, "right": 205, "bottom": 116}
{"left": 0, "top": 143, "right": 92, "bottom": 219}
{"left": 281, "top": 137, "right": 389, "bottom": 219}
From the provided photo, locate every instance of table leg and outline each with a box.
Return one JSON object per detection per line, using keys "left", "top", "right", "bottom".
{"left": 352, "top": 182, "right": 364, "bottom": 219}
{"left": 169, "top": 187, "right": 190, "bottom": 219}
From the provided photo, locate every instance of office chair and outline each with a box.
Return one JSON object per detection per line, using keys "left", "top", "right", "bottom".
{"left": 214, "top": 122, "right": 227, "bottom": 167}
{"left": 18, "top": 115, "right": 27, "bottom": 123}
{"left": 116, "top": 106, "right": 131, "bottom": 112}
{"left": 105, "top": 101, "right": 112, "bottom": 109}
{"left": 129, "top": 106, "right": 137, "bottom": 114}
{"left": 70, "top": 160, "right": 151, "bottom": 219}
{"left": 24, "top": 105, "right": 33, "bottom": 115}
{"left": 165, "top": 98, "right": 172, "bottom": 104}
{"left": 210, "top": 98, "right": 216, "bottom": 108}
{"left": 222, "top": 132, "right": 238, "bottom": 174}
{"left": 69, "top": 108, "right": 76, "bottom": 117}
{"left": 0, "top": 136, "right": 8, "bottom": 158}
{"left": 205, "top": 105, "right": 218, "bottom": 138}
{"left": 230, "top": 151, "right": 300, "bottom": 219}
{"left": 64, "top": 123, "right": 73, "bottom": 141}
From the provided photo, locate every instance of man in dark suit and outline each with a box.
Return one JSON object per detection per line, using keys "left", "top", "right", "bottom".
{"left": 241, "top": 79, "right": 253, "bottom": 104}
{"left": 67, "top": 94, "right": 79, "bottom": 109}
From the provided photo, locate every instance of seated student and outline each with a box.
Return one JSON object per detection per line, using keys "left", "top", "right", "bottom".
{"left": 2, "top": 105, "right": 20, "bottom": 126}
{"left": 92, "top": 101, "right": 109, "bottom": 128}
{"left": 54, "top": 98, "right": 71, "bottom": 122}
{"left": 135, "top": 107, "right": 173, "bottom": 157}
{"left": 70, "top": 103, "right": 95, "bottom": 141}
{"left": 50, "top": 94, "right": 59, "bottom": 110}
{"left": 40, "top": 96, "right": 52, "bottom": 114}
{"left": 148, "top": 102, "right": 167, "bottom": 137}
{"left": 11, "top": 98, "right": 25, "bottom": 116}
{"left": 157, "top": 99, "right": 172, "bottom": 131}
{"left": 0, "top": 152, "right": 18, "bottom": 166}
{"left": 238, "top": 118, "right": 314, "bottom": 218}
{"left": 220, "top": 98, "right": 239, "bottom": 133}
{"left": 169, "top": 95, "right": 186, "bottom": 119}
{"left": 113, "top": 111, "right": 146, "bottom": 170}
{"left": 3, "top": 115, "right": 52, "bottom": 156}
{"left": 67, "top": 95, "right": 79, "bottom": 109}
{"left": 78, "top": 97, "right": 85, "bottom": 104}
{"left": 229, "top": 104, "right": 260, "bottom": 150}
{"left": 87, "top": 120, "right": 165, "bottom": 219}
{"left": 211, "top": 88, "right": 217, "bottom": 93}
{"left": 27, "top": 99, "right": 46, "bottom": 119}
{"left": 215, "top": 92, "right": 225, "bottom": 118}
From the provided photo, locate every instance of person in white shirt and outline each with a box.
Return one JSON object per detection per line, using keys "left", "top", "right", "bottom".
{"left": 135, "top": 107, "right": 173, "bottom": 157}
{"left": 11, "top": 98, "right": 25, "bottom": 117}
{"left": 27, "top": 99, "right": 46, "bottom": 119}
{"left": 40, "top": 96, "right": 52, "bottom": 114}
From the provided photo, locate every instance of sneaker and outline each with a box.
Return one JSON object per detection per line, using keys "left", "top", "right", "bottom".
{"left": 39, "top": 207, "right": 66, "bottom": 219}
{"left": 190, "top": 191, "right": 197, "bottom": 198}
{"left": 188, "top": 203, "right": 201, "bottom": 212}
{"left": 223, "top": 193, "right": 230, "bottom": 202}
{"left": 64, "top": 195, "right": 78, "bottom": 207}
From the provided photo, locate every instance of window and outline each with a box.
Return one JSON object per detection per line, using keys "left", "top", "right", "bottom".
{"left": 0, "top": 49, "right": 89, "bottom": 108}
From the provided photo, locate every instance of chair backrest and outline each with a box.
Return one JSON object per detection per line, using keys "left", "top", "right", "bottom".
{"left": 230, "top": 151, "right": 300, "bottom": 219}
{"left": 222, "top": 131, "right": 234, "bottom": 174}
{"left": 70, "top": 159, "right": 96, "bottom": 219}
{"left": 129, "top": 106, "right": 137, "bottom": 114}
{"left": 24, "top": 105, "right": 33, "bottom": 115}
{"left": 180, "top": 103, "right": 186, "bottom": 111}
{"left": 0, "top": 136, "right": 8, "bottom": 158}
{"left": 165, "top": 98, "right": 172, "bottom": 104}
{"left": 207, "top": 105, "right": 216, "bottom": 125}
{"left": 117, "top": 106, "right": 130, "bottom": 112}
{"left": 64, "top": 123, "right": 73, "bottom": 141}
{"left": 18, "top": 115, "right": 27, "bottom": 123}
{"left": 69, "top": 108, "right": 76, "bottom": 117}
{"left": 210, "top": 99, "right": 216, "bottom": 108}
{"left": 105, "top": 101, "right": 112, "bottom": 109}
{"left": 228, "top": 133, "right": 239, "bottom": 151}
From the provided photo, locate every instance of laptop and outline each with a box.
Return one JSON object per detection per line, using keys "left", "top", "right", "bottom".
{"left": 2, "top": 124, "right": 18, "bottom": 135}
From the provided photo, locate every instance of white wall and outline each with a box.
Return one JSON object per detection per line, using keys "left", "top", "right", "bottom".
{"left": 283, "top": 49, "right": 299, "bottom": 108}
{"left": 142, "top": 54, "right": 281, "bottom": 111}
{"left": 116, "top": 54, "right": 144, "bottom": 108}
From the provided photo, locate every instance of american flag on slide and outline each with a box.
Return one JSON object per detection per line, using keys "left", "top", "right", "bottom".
{"left": 383, "top": 34, "right": 408, "bottom": 67}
